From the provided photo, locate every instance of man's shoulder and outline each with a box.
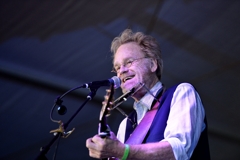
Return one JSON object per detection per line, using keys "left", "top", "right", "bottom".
{"left": 163, "top": 82, "right": 196, "bottom": 96}
{"left": 168, "top": 82, "right": 195, "bottom": 90}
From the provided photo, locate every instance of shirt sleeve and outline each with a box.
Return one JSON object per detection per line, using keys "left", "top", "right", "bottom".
{"left": 161, "top": 83, "right": 206, "bottom": 160}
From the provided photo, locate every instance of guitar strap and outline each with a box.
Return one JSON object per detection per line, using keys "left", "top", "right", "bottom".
{"left": 107, "top": 100, "right": 161, "bottom": 160}
{"left": 125, "top": 89, "right": 164, "bottom": 145}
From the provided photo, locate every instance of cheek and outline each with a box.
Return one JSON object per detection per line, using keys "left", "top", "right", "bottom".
{"left": 136, "top": 65, "right": 150, "bottom": 77}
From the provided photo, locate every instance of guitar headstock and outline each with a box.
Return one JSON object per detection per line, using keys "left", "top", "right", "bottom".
{"left": 99, "top": 84, "right": 114, "bottom": 121}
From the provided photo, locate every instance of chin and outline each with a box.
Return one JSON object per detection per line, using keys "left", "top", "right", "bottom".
{"left": 121, "top": 86, "right": 129, "bottom": 93}
{"left": 121, "top": 82, "right": 136, "bottom": 93}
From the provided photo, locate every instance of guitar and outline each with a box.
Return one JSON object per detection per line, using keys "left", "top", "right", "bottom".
{"left": 98, "top": 84, "right": 114, "bottom": 138}
{"left": 98, "top": 84, "right": 115, "bottom": 160}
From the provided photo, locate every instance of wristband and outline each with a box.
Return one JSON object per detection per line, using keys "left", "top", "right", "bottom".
{"left": 121, "top": 144, "right": 130, "bottom": 160}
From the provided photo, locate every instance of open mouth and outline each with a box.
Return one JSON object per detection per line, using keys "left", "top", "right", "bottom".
{"left": 122, "top": 76, "right": 134, "bottom": 83}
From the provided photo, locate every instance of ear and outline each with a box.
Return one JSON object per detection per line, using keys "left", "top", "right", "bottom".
{"left": 150, "top": 58, "right": 158, "bottom": 72}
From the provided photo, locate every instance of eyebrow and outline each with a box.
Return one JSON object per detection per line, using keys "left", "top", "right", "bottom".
{"left": 113, "top": 57, "right": 129, "bottom": 66}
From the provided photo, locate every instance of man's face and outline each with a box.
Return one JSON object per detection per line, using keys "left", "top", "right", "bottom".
{"left": 113, "top": 42, "right": 157, "bottom": 96}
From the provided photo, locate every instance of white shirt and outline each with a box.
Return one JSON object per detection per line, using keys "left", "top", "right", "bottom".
{"left": 117, "top": 82, "right": 206, "bottom": 160}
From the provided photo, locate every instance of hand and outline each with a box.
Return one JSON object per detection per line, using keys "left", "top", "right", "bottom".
{"left": 86, "top": 132, "right": 125, "bottom": 159}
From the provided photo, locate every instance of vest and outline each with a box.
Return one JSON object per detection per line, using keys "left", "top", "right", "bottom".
{"left": 125, "top": 84, "right": 210, "bottom": 160}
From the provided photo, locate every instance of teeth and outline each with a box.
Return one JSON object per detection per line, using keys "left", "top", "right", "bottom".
{"left": 123, "top": 77, "right": 132, "bottom": 83}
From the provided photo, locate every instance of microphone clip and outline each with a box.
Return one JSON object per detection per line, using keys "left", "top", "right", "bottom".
{"left": 49, "top": 120, "right": 75, "bottom": 138}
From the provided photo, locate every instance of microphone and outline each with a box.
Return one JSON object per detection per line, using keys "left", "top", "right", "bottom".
{"left": 82, "top": 76, "right": 121, "bottom": 89}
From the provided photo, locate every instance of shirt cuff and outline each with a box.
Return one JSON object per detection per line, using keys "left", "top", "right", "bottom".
{"left": 161, "top": 138, "right": 189, "bottom": 160}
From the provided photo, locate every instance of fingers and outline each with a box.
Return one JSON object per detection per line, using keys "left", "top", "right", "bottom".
{"left": 86, "top": 135, "right": 106, "bottom": 151}
{"left": 86, "top": 140, "right": 102, "bottom": 158}
{"left": 86, "top": 134, "right": 123, "bottom": 159}
{"left": 86, "top": 137, "right": 93, "bottom": 149}
{"left": 86, "top": 135, "right": 108, "bottom": 159}
{"left": 92, "top": 134, "right": 104, "bottom": 143}
{"left": 110, "top": 131, "right": 117, "bottom": 140}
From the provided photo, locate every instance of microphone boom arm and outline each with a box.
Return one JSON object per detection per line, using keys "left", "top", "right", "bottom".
{"left": 35, "top": 86, "right": 98, "bottom": 160}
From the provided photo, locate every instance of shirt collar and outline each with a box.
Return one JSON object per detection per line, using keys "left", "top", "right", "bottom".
{"left": 133, "top": 82, "right": 162, "bottom": 123}
{"left": 134, "top": 82, "right": 163, "bottom": 110}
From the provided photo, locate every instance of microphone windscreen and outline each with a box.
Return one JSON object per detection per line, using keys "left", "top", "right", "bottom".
{"left": 111, "top": 76, "right": 121, "bottom": 89}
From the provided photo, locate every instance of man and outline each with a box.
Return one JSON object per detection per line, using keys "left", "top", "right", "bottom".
{"left": 86, "top": 29, "right": 210, "bottom": 160}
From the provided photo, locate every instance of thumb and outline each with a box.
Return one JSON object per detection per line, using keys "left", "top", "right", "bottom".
{"left": 109, "top": 131, "right": 117, "bottom": 140}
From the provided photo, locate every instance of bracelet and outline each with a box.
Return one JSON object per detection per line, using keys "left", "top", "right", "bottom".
{"left": 121, "top": 144, "right": 130, "bottom": 160}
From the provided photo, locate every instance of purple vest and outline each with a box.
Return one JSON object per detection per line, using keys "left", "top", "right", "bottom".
{"left": 125, "top": 84, "right": 210, "bottom": 159}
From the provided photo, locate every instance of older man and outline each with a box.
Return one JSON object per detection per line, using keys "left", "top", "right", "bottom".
{"left": 86, "top": 29, "right": 210, "bottom": 160}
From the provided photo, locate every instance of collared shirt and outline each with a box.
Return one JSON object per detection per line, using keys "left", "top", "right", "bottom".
{"left": 117, "top": 82, "right": 206, "bottom": 160}
{"left": 133, "top": 82, "right": 163, "bottom": 124}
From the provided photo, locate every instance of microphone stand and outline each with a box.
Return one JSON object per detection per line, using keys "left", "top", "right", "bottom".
{"left": 35, "top": 86, "right": 99, "bottom": 160}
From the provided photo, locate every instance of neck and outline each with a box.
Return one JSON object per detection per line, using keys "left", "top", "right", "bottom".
{"left": 131, "top": 78, "right": 159, "bottom": 101}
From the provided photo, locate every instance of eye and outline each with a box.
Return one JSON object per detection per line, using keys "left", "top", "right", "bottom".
{"left": 114, "top": 66, "right": 120, "bottom": 72}
{"left": 125, "top": 60, "right": 133, "bottom": 67}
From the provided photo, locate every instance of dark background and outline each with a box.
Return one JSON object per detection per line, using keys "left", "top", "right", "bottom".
{"left": 1, "top": 0, "right": 240, "bottom": 160}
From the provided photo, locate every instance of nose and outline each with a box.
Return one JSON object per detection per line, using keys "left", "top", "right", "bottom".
{"left": 118, "top": 65, "right": 128, "bottom": 74}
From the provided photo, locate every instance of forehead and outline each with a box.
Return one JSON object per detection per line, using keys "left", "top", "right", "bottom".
{"left": 113, "top": 42, "right": 144, "bottom": 63}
